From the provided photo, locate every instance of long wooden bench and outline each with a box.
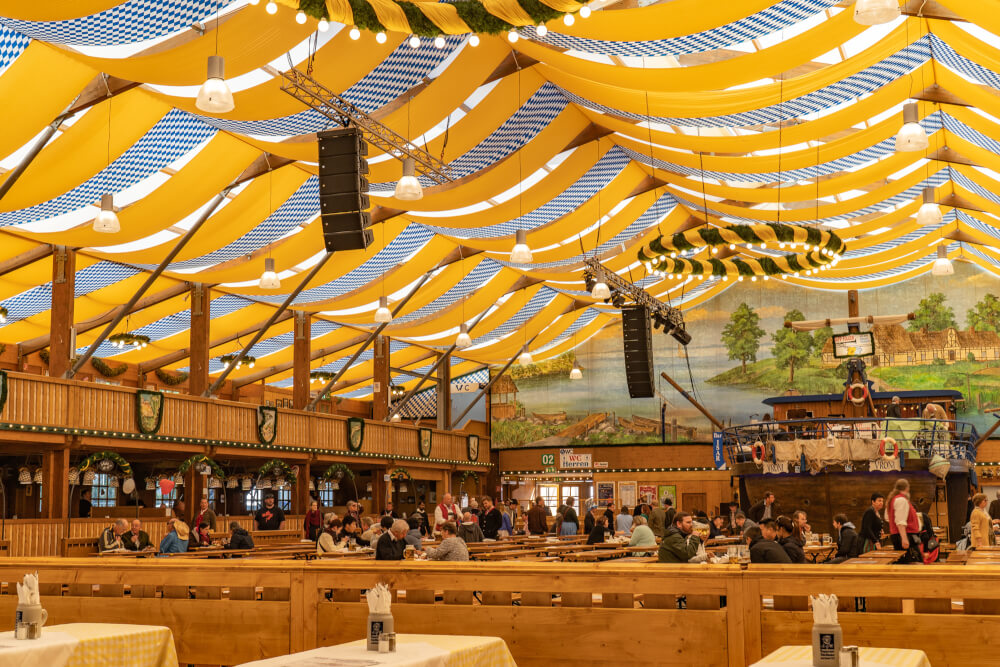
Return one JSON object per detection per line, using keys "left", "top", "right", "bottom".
{"left": 249, "top": 530, "right": 304, "bottom": 546}
{"left": 60, "top": 537, "right": 100, "bottom": 557}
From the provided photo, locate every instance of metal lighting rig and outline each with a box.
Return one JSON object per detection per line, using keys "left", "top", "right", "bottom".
{"left": 583, "top": 257, "right": 691, "bottom": 346}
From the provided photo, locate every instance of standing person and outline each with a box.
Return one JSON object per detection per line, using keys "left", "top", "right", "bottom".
{"left": 887, "top": 478, "right": 922, "bottom": 563}
{"left": 304, "top": 500, "right": 323, "bottom": 541}
{"left": 989, "top": 492, "right": 1000, "bottom": 522}
{"left": 616, "top": 506, "right": 634, "bottom": 535}
{"left": 194, "top": 498, "right": 217, "bottom": 533}
{"left": 749, "top": 492, "right": 777, "bottom": 523}
{"left": 861, "top": 493, "right": 885, "bottom": 552}
{"left": 255, "top": 493, "right": 286, "bottom": 531}
{"left": 499, "top": 501, "right": 515, "bottom": 537}
{"left": 375, "top": 520, "right": 407, "bottom": 560}
{"left": 603, "top": 502, "right": 615, "bottom": 527}
{"left": 886, "top": 395, "right": 903, "bottom": 418}
{"left": 480, "top": 496, "right": 502, "bottom": 540}
{"left": 560, "top": 497, "right": 579, "bottom": 536}
{"left": 345, "top": 501, "right": 361, "bottom": 524}
{"left": 648, "top": 501, "right": 667, "bottom": 539}
{"left": 434, "top": 493, "right": 462, "bottom": 534}
{"left": 527, "top": 497, "right": 549, "bottom": 536}
{"left": 776, "top": 516, "right": 805, "bottom": 563}
{"left": 658, "top": 512, "right": 702, "bottom": 563}
{"left": 970, "top": 493, "right": 993, "bottom": 548}
{"left": 466, "top": 497, "right": 481, "bottom": 523}
{"left": 727, "top": 501, "right": 740, "bottom": 533}
{"left": 748, "top": 520, "right": 792, "bottom": 563}
{"left": 100, "top": 519, "right": 128, "bottom": 552}
{"left": 663, "top": 498, "right": 676, "bottom": 529}
{"left": 122, "top": 519, "right": 151, "bottom": 551}
{"left": 79, "top": 489, "right": 93, "bottom": 518}
{"left": 424, "top": 522, "right": 469, "bottom": 561}
{"left": 829, "top": 514, "right": 861, "bottom": 563}
{"left": 458, "top": 512, "right": 485, "bottom": 543}
{"left": 412, "top": 502, "right": 430, "bottom": 536}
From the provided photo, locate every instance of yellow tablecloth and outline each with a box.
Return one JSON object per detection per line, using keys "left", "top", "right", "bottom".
{"left": 753, "top": 645, "right": 931, "bottom": 667}
{"left": 0, "top": 623, "right": 177, "bottom": 667}
{"left": 237, "top": 633, "right": 517, "bottom": 667}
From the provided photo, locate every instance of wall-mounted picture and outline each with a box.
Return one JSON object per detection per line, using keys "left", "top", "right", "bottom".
{"left": 596, "top": 482, "right": 615, "bottom": 502}
{"left": 638, "top": 485, "right": 656, "bottom": 506}
{"left": 657, "top": 485, "right": 677, "bottom": 507}
{"left": 618, "top": 482, "right": 637, "bottom": 509}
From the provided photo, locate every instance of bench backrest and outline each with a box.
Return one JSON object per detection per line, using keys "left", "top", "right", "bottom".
{"left": 249, "top": 530, "right": 302, "bottom": 546}
{"left": 60, "top": 537, "right": 100, "bottom": 557}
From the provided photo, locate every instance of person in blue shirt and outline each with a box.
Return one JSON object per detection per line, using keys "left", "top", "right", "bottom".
{"left": 158, "top": 520, "right": 190, "bottom": 555}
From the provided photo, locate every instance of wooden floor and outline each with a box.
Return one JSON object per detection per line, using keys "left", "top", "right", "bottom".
{"left": 2, "top": 559, "right": 1000, "bottom": 666}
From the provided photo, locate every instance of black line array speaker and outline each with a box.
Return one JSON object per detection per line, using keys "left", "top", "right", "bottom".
{"left": 318, "top": 127, "right": 373, "bottom": 252}
{"left": 621, "top": 304, "right": 655, "bottom": 398}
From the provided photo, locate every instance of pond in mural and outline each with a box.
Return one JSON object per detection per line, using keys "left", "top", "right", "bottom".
{"left": 491, "top": 262, "right": 1000, "bottom": 448}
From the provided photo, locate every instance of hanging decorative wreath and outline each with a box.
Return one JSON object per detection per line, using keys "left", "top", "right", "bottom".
{"left": 108, "top": 333, "right": 150, "bottom": 350}
{"left": 78, "top": 451, "right": 132, "bottom": 477}
{"left": 390, "top": 467, "right": 412, "bottom": 481}
{"left": 258, "top": 459, "right": 296, "bottom": 485}
{"left": 636, "top": 223, "right": 846, "bottom": 280}
{"left": 154, "top": 368, "right": 189, "bottom": 386}
{"left": 177, "top": 455, "right": 226, "bottom": 480}
{"left": 295, "top": 0, "right": 590, "bottom": 38}
{"left": 38, "top": 350, "right": 49, "bottom": 365}
{"left": 321, "top": 463, "right": 356, "bottom": 480}
{"left": 92, "top": 358, "right": 129, "bottom": 378}
{"left": 458, "top": 469, "right": 479, "bottom": 491}
{"left": 220, "top": 354, "right": 255, "bottom": 369}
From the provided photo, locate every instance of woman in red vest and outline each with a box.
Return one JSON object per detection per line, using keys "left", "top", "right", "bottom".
{"left": 888, "top": 478, "right": 922, "bottom": 564}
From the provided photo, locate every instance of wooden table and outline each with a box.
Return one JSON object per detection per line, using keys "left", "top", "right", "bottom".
{"left": 561, "top": 549, "right": 628, "bottom": 562}
{"left": 845, "top": 550, "right": 903, "bottom": 564}
{"left": 0, "top": 623, "right": 178, "bottom": 667}
{"left": 803, "top": 545, "right": 837, "bottom": 563}
{"left": 752, "top": 645, "right": 930, "bottom": 666}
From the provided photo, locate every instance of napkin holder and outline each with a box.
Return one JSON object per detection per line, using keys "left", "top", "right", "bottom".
{"left": 15, "top": 603, "right": 47, "bottom": 640}
{"left": 367, "top": 612, "right": 393, "bottom": 652}
{"left": 810, "top": 594, "right": 841, "bottom": 666}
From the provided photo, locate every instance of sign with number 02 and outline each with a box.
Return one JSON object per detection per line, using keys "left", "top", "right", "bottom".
{"left": 541, "top": 453, "right": 555, "bottom": 466}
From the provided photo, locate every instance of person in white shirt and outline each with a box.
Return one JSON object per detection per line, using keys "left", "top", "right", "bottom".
{"left": 434, "top": 493, "right": 461, "bottom": 534}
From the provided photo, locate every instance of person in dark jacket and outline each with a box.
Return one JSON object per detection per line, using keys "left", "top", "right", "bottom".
{"left": 709, "top": 515, "right": 726, "bottom": 539}
{"left": 989, "top": 492, "right": 1000, "bottom": 522}
{"left": 375, "top": 519, "right": 407, "bottom": 560}
{"left": 663, "top": 498, "right": 676, "bottom": 530}
{"left": 776, "top": 516, "right": 805, "bottom": 563}
{"left": 658, "top": 512, "right": 702, "bottom": 563}
{"left": 603, "top": 502, "right": 615, "bottom": 526}
{"left": 748, "top": 492, "right": 777, "bottom": 523}
{"left": 527, "top": 497, "right": 550, "bottom": 535}
{"left": 829, "top": 514, "right": 861, "bottom": 563}
{"left": 748, "top": 521, "right": 792, "bottom": 564}
{"left": 480, "top": 496, "right": 503, "bottom": 540}
{"left": 860, "top": 493, "right": 885, "bottom": 552}
{"left": 587, "top": 515, "right": 610, "bottom": 545}
{"left": 224, "top": 522, "right": 255, "bottom": 550}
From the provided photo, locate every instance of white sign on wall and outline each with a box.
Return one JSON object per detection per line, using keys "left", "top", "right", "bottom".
{"left": 870, "top": 458, "right": 901, "bottom": 473}
{"left": 559, "top": 449, "right": 592, "bottom": 469}
{"left": 762, "top": 461, "right": 787, "bottom": 475}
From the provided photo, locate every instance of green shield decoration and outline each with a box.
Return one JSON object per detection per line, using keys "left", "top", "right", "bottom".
{"left": 135, "top": 390, "right": 164, "bottom": 435}
{"left": 419, "top": 428, "right": 432, "bottom": 458}
{"left": 257, "top": 406, "right": 278, "bottom": 445}
{"left": 467, "top": 434, "right": 480, "bottom": 462}
{"left": 0, "top": 369, "right": 7, "bottom": 415}
{"left": 347, "top": 417, "right": 365, "bottom": 452}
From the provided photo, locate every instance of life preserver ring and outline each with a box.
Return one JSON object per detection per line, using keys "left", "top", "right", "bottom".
{"left": 848, "top": 382, "right": 868, "bottom": 406}
{"left": 752, "top": 440, "right": 766, "bottom": 465}
{"left": 879, "top": 437, "right": 899, "bottom": 460}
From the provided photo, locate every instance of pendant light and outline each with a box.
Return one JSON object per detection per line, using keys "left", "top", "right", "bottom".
{"left": 569, "top": 361, "right": 583, "bottom": 380}
{"left": 518, "top": 344, "right": 533, "bottom": 365}
{"left": 394, "top": 158, "right": 423, "bottom": 200}
{"left": 93, "top": 194, "right": 120, "bottom": 233}
{"left": 374, "top": 296, "right": 392, "bottom": 323}
{"left": 932, "top": 245, "right": 953, "bottom": 276}
{"left": 196, "top": 55, "right": 235, "bottom": 114}
{"left": 853, "top": 0, "right": 900, "bottom": 25}
{"left": 456, "top": 323, "right": 472, "bottom": 349}
{"left": 259, "top": 257, "right": 280, "bottom": 289}
{"left": 895, "top": 103, "right": 927, "bottom": 152}
{"left": 916, "top": 187, "right": 942, "bottom": 226}
{"left": 591, "top": 279, "right": 611, "bottom": 300}
{"left": 511, "top": 229, "right": 533, "bottom": 263}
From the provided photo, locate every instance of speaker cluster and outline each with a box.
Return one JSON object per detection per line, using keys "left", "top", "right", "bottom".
{"left": 318, "top": 127, "right": 373, "bottom": 252}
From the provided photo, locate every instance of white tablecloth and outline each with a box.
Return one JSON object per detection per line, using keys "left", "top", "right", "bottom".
{"left": 237, "top": 634, "right": 516, "bottom": 667}
{"left": 0, "top": 623, "right": 178, "bottom": 667}
{"left": 752, "top": 645, "right": 932, "bottom": 667}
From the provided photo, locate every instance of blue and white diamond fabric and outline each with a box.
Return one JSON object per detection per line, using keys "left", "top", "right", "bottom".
{"left": 524, "top": 0, "right": 839, "bottom": 58}
{"left": 0, "top": 24, "right": 29, "bottom": 77}
{"left": 467, "top": 286, "right": 558, "bottom": 346}
{"left": 0, "top": 0, "right": 239, "bottom": 46}
{"left": 0, "top": 109, "right": 216, "bottom": 228}
{"left": 560, "top": 37, "right": 932, "bottom": 128}
{"left": 534, "top": 308, "right": 601, "bottom": 353}
{"left": 393, "top": 258, "right": 504, "bottom": 324}
{"left": 929, "top": 34, "right": 1000, "bottom": 90}
{"left": 4, "top": 261, "right": 137, "bottom": 326}
{"left": 392, "top": 368, "right": 489, "bottom": 419}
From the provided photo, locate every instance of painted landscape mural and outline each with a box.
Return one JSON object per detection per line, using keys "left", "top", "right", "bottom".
{"left": 491, "top": 262, "right": 1000, "bottom": 448}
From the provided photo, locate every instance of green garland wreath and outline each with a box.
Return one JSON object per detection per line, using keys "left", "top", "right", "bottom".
{"left": 298, "top": 0, "right": 586, "bottom": 37}
{"left": 258, "top": 459, "right": 296, "bottom": 485}
{"left": 390, "top": 467, "right": 412, "bottom": 481}
{"left": 154, "top": 368, "right": 189, "bottom": 386}
{"left": 321, "top": 463, "right": 356, "bottom": 480}
{"left": 177, "top": 454, "right": 226, "bottom": 480}
{"left": 92, "top": 357, "right": 128, "bottom": 378}
{"left": 458, "top": 469, "right": 479, "bottom": 491}
{"left": 38, "top": 350, "right": 48, "bottom": 365}
{"left": 79, "top": 451, "right": 132, "bottom": 477}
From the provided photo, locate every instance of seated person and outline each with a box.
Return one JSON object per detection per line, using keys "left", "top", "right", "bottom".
{"left": 748, "top": 520, "right": 791, "bottom": 564}
{"left": 828, "top": 514, "right": 861, "bottom": 564}
{"left": 731, "top": 512, "right": 756, "bottom": 537}
{"left": 587, "top": 515, "right": 610, "bottom": 545}
{"left": 424, "top": 522, "right": 470, "bottom": 561}
{"left": 776, "top": 516, "right": 805, "bottom": 563}
{"left": 224, "top": 521, "right": 254, "bottom": 550}
{"left": 159, "top": 520, "right": 190, "bottom": 554}
{"left": 100, "top": 519, "right": 128, "bottom": 552}
{"left": 457, "top": 512, "right": 485, "bottom": 543}
{"left": 658, "top": 513, "right": 702, "bottom": 563}
{"left": 122, "top": 519, "right": 151, "bottom": 551}
{"left": 628, "top": 516, "right": 657, "bottom": 555}
{"left": 360, "top": 516, "right": 380, "bottom": 544}
{"left": 375, "top": 519, "right": 408, "bottom": 560}
{"left": 709, "top": 515, "right": 726, "bottom": 539}
{"left": 317, "top": 516, "right": 343, "bottom": 554}
{"left": 337, "top": 515, "right": 370, "bottom": 547}
{"left": 404, "top": 516, "right": 423, "bottom": 549}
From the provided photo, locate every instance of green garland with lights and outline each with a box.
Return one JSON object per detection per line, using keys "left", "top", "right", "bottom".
{"left": 92, "top": 358, "right": 128, "bottom": 378}
{"left": 258, "top": 459, "right": 296, "bottom": 485}
{"left": 390, "top": 467, "right": 412, "bottom": 481}
{"left": 636, "top": 223, "right": 846, "bottom": 279}
{"left": 321, "top": 463, "right": 356, "bottom": 480}
{"left": 154, "top": 368, "right": 189, "bottom": 386}
{"left": 78, "top": 450, "right": 132, "bottom": 477}
{"left": 298, "top": 0, "right": 586, "bottom": 37}
{"left": 177, "top": 454, "right": 226, "bottom": 480}
{"left": 459, "top": 469, "right": 479, "bottom": 490}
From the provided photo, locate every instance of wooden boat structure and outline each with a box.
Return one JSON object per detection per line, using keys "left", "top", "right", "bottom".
{"left": 532, "top": 411, "right": 567, "bottom": 425}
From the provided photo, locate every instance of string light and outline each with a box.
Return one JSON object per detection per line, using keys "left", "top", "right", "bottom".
{"left": 265, "top": 1, "right": 277, "bottom": 14}
{"left": 349, "top": 27, "right": 361, "bottom": 40}
{"left": 295, "top": 11, "right": 306, "bottom": 24}
{"left": 409, "top": 36, "right": 420, "bottom": 48}
{"left": 536, "top": 25, "right": 548, "bottom": 37}
{"left": 434, "top": 36, "right": 445, "bottom": 48}
{"left": 563, "top": 13, "right": 575, "bottom": 25}
{"left": 469, "top": 35, "right": 479, "bottom": 47}
{"left": 375, "top": 32, "right": 387, "bottom": 44}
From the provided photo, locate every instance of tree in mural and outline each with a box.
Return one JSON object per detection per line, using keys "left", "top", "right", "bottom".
{"left": 908, "top": 292, "right": 957, "bottom": 331}
{"left": 812, "top": 326, "right": 834, "bottom": 360}
{"left": 967, "top": 294, "right": 1000, "bottom": 333}
{"left": 772, "top": 309, "right": 813, "bottom": 384}
{"left": 721, "top": 303, "right": 765, "bottom": 374}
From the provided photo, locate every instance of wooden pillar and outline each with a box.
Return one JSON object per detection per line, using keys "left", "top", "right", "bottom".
{"left": 847, "top": 289, "right": 859, "bottom": 318}
{"left": 295, "top": 462, "right": 310, "bottom": 514}
{"left": 372, "top": 335, "right": 391, "bottom": 420}
{"left": 293, "top": 311, "right": 311, "bottom": 410}
{"left": 189, "top": 283, "right": 211, "bottom": 396}
{"left": 437, "top": 352, "right": 451, "bottom": 430}
{"left": 42, "top": 446, "right": 70, "bottom": 519}
{"left": 49, "top": 246, "right": 76, "bottom": 378}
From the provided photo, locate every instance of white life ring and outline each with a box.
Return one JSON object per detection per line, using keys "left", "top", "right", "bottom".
{"left": 848, "top": 382, "right": 868, "bottom": 406}
{"left": 752, "top": 440, "right": 765, "bottom": 465}
{"left": 879, "top": 437, "right": 899, "bottom": 460}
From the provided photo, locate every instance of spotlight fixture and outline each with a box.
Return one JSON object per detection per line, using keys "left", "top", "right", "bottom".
{"left": 93, "top": 194, "right": 120, "bottom": 233}
{"left": 374, "top": 296, "right": 392, "bottom": 323}
{"left": 591, "top": 280, "right": 611, "bottom": 300}
{"left": 610, "top": 292, "right": 627, "bottom": 309}
{"left": 511, "top": 229, "right": 533, "bottom": 263}
{"left": 196, "top": 55, "right": 235, "bottom": 114}
{"left": 390, "top": 385, "right": 406, "bottom": 400}
{"left": 853, "top": 0, "right": 900, "bottom": 25}
{"left": 916, "top": 187, "right": 942, "bottom": 226}
{"left": 895, "top": 103, "right": 927, "bottom": 152}
{"left": 518, "top": 345, "right": 534, "bottom": 365}
{"left": 455, "top": 323, "right": 472, "bottom": 349}
{"left": 394, "top": 157, "right": 423, "bottom": 200}
{"left": 259, "top": 257, "right": 280, "bottom": 290}
{"left": 932, "top": 245, "right": 954, "bottom": 276}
